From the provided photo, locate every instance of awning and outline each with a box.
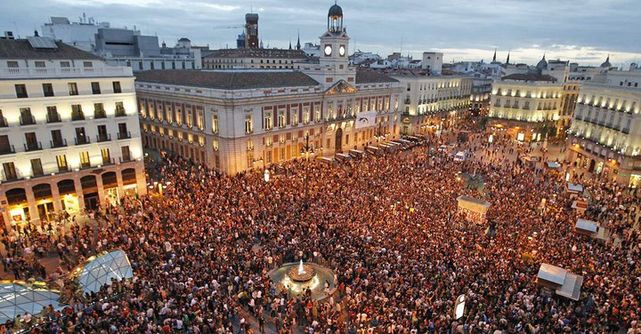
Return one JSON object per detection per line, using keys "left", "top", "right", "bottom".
{"left": 537, "top": 263, "right": 583, "bottom": 301}
{"left": 567, "top": 183, "right": 584, "bottom": 193}
{"left": 576, "top": 219, "right": 598, "bottom": 234}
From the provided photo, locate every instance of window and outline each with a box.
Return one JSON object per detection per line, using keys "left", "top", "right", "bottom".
{"left": 34, "top": 61, "right": 46, "bottom": 68}
{"left": 112, "top": 81, "right": 122, "bottom": 93}
{"left": 30, "top": 158, "right": 43, "bottom": 176}
{"left": 71, "top": 104, "right": 84, "bottom": 121}
{"left": 15, "top": 84, "right": 28, "bottom": 98}
{"left": 79, "top": 151, "right": 90, "bottom": 168}
{"left": 45, "top": 106, "right": 60, "bottom": 123}
{"left": 245, "top": 115, "right": 253, "bottom": 134}
{"left": 19, "top": 108, "right": 35, "bottom": 125}
{"left": 0, "top": 135, "right": 12, "bottom": 154}
{"left": 212, "top": 114, "right": 219, "bottom": 134}
{"left": 118, "top": 123, "right": 129, "bottom": 139}
{"left": 97, "top": 125, "right": 109, "bottom": 142}
{"left": 91, "top": 82, "right": 101, "bottom": 94}
{"left": 68, "top": 82, "right": 78, "bottom": 95}
{"left": 50, "top": 129, "right": 64, "bottom": 148}
{"left": 42, "top": 83, "right": 54, "bottom": 97}
{"left": 24, "top": 132, "right": 39, "bottom": 151}
{"left": 94, "top": 103, "right": 106, "bottom": 118}
{"left": 3, "top": 162, "right": 17, "bottom": 180}
{"left": 115, "top": 102, "right": 126, "bottom": 117}
{"left": 83, "top": 61, "right": 93, "bottom": 68}
{"left": 60, "top": 61, "right": 70, "bottom": 68}
{"left": 121, "top": 146, "right": 131, "bottom": 162}
{"left": 278, "top": 110, "right": 286, "bottom": 128}
{"left": 56, "top": 155, "right": 68, "bottom": 172}
{"left": 101, "top": 148, "right": 111, "bottom": 164}
{"left": 264, "top": 113, "right": 273, "bottom": 130}
{"left": 75, "top": 127, "right": 88, "bottom": 145}
{"left": 6, "top": 61, "right": 18, "bottom": 68}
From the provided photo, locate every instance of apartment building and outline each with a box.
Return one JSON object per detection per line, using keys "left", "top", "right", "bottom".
{"left": 0, "top": 36, "right": 146, "bottom": 227}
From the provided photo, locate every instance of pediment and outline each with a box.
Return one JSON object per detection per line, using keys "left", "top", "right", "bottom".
{"left": 325, "top": 80, "right": 357, "bottom": 95}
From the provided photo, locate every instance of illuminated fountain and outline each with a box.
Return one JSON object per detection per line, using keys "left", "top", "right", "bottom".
{"left": 268, "top": 259, "right": 336, "bottom": 300}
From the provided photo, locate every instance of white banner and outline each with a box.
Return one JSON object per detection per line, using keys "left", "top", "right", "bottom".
{"left": 355, "top": 110, "right": 377, "bottom": 129}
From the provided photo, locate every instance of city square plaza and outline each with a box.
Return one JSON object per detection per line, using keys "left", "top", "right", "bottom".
{"left": 0, "top": 124, "right": 640, "bottom": 333}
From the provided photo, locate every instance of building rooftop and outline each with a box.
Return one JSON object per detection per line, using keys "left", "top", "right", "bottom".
{"left": 501, "top": 73, "right": 558, "bottom": 83}
{"left": 355, "top": 69, "right": 399, "bottom": 84}
{"left": 135, "top": 70, "right": 320, "bottom": 90}
{"left": 204, "top": 48, "right": 309, "bottom": 60}
{"left": 0, "top": 38, "right": 101, "bottom": 60}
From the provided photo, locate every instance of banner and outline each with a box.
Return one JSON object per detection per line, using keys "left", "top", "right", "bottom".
{"left": 355, "top": 110, "right": 377, "bottom": 129}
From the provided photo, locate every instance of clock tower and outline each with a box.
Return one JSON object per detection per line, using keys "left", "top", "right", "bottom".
{"left": 303, "top": 2, "right": 354, "bottom": 89}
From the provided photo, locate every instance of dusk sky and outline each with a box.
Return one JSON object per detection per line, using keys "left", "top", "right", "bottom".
{"left": 1, "top": 0, "right": 640, "bottom": 66}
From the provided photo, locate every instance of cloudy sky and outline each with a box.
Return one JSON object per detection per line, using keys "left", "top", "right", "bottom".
{"left": 1, "top": 0, "right": 640, "bottom": 66}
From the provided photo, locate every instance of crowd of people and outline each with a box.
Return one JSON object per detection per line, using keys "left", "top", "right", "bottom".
{"left": 1, "top": 126, "right": 640, "bottom": 333}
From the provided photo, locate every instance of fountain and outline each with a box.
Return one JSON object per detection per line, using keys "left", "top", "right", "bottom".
{"left": 287, "top": 259, "right": 316, "bottom": 282}
{"left": 268, "top": 258, "right": 336, "bottom": 300}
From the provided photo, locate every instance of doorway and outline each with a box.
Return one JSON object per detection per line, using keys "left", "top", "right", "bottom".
{"left": 335, "top": 128, "right": 343, "bottom": 153}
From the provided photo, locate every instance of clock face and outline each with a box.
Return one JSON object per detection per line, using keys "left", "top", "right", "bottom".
{"left": 339, "top": 45, "right": 346, "bottom": 56}
{"left": 324, "top": 45, "right": 332, "bottom": 56}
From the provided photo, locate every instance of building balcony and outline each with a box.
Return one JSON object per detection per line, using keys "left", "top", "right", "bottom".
{"left": 0, "top": 117, "right": 7, "bottom": 127}
{"left": 1, "top": 66, "right": 133, "bottom": 79}
{"left": 94, "top": 110, "right": 107, "bottom": 119}
{"left": 24, "top": 141, "right": 42, "bottom": 151}
{"left": 75, "top": 137, "right": 91, "bottom": 145}
{"left": 115, "top": 108, "right": 127, "bottom": 117}
{"left": 0, "top": 145, "right": 15, "bottom": 155}
{"left": 71, "top": 112, "right": 85, "bottom": 121}
{"left": 117, "top": 131, "right": 131, "bottom": 140}
{"left": 50, "top": 139, "right": 67, "bottom": 148}
{"left": 96, "top": 133, "right": 112, "bottom": 142}
{"left": 19, "top": 115, "right": 36, "bottom": 126}
{"left": 46, "top": 113, "right": 61, "bottom": 123}
{"left": 102, "top": 157, "right": 115, "bottom": 166}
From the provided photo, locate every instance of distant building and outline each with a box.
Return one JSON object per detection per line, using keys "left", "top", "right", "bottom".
{"left": 302, "top": 42, "right": 320, "bottom": 58}
{"left": 422, "top": 52, "right": 443, "bottom": 74}
{"left": 202, "top": 48, "right": 308, "bottom": 70}
{"left": 350, "top": 50, "right": 381, "bottom": 66}
{"left": 40, "top": 16, "right": 202, "bottom": 72}
{"left": 389, "top": 69, "right": 473, "bottom": 135}
{"left": 489, "top": 72, "right": 563, "bottom": 142}
{"left": 0, "top": 36, "right": 146, "bottom": 226}
{"left": 41, "top": 15, "right": 109, "bottom": 52}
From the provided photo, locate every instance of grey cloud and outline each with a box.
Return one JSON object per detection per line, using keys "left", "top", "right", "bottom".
{"left": 0, "top": 0, "right": 639, "bottom": 65}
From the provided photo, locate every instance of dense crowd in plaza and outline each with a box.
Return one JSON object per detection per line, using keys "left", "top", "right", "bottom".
{"left": 1, "top": 127, "right": 641, "bottom": 334}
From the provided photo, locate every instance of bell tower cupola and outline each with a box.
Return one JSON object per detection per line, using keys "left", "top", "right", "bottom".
{"left": 328, "top": 2, "right": 344, "bottom": 33}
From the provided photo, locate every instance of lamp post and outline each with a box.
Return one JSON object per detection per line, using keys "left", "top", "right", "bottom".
{"left": 301, "top": 133, "right": 315, "bottom": 209}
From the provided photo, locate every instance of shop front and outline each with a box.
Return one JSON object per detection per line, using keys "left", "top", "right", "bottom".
{"left": 5, "top": 188, "right": 29, "bottom": 232}
{"left": 80, "top": 175, "right": 100, "bottom": 211}
{"left": 33, "top": 184, "right": 54, "bottom": 222}
{"left": 121, "top": 168, "right": 139, "bottom": 197}
{"left": 102, "top": 172, "right": 120, "bottom": 207}
{"left": 57, "top": 179, "right": 80, "bottom": 216}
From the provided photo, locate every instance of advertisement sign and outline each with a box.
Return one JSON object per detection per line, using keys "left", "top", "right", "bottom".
{"left": 355, "top": 110, "right": 377, "bottom": 129}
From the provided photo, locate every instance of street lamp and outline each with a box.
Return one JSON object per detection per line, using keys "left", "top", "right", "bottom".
{"left": 301, "top": 133, "right": 315, "bottom": 209}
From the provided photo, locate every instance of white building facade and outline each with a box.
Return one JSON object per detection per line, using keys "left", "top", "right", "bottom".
{"left": 135, "top": 3, "right": 402, "bottom": 175}
{"left": 567, "top": 77, "right": 641, "bottom": 187}
{"left": 0, "top": 37, "right": 146, "bottom": 227}
{"left": 489, "top": 73, "right": 563, "bottom": 142}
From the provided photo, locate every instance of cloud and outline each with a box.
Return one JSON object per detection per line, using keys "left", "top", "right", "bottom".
{"left": 0, "top": 0, "right": 639, "bottom": 66}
